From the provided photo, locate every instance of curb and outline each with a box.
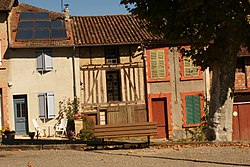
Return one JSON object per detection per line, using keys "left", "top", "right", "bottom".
{"left": 0, "top": 144, "right": 87, "bottom": 151}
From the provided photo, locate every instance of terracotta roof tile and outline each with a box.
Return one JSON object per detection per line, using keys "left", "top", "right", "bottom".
{"left": 71, "top": 15, "right": 160, "bottom": 46}
{"left": 9, "top": 3, "right": 74, "bottom": 48}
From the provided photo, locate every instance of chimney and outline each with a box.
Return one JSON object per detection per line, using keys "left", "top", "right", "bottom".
{"left": 64, "top": 3, "right": 70, "bottom": 21}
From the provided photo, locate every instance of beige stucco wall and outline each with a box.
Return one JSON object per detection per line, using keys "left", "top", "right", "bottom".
{"left": 7, "top": 47, "right": 79, "bottom": 132}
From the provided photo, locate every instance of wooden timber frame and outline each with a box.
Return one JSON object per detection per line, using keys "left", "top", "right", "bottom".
{"left": 80, "top": 62, "right": 147, "bottom": 125}
{"left": 94, "top": 122, "right": 157, "bottom": 146}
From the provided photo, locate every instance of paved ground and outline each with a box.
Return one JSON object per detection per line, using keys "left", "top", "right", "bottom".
{"left": 0, "top": 145, "right": 250, "bottom": 167}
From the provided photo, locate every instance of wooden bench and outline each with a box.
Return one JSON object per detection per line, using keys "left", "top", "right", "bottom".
{"left": 93, "top": 122, "right": 157, "bottom": 146}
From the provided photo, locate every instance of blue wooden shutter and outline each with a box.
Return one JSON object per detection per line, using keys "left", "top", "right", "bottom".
{"left": 185, "top": 95, "right": 201, "bottom": 125}
{"left": 36, "top": 50, "right": 44, "bottom": 72}
{"left": 47, "top": 93, "right": 55, "bottom": 119}
{"left": 193, "top": 95, "right": 201, "bottom": 124}
{"left": 44, "top": 50, "right": 53, "bottom": 71}
{"left": 38, "top": 93, "right": 46, "bottom": 119}
{"left": 186, "top": 96, "right": 194, "bottom": 124}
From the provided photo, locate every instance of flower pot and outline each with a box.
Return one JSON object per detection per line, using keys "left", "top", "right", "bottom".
{"left": 28, "top": 132, "right": 35, "bottom": 140}
{"left": 3, "top": 132, "right": 15, "bottom": 139}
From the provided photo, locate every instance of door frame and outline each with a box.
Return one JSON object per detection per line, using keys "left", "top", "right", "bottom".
{"left": 148, "top": 93, "right": 172, "bottom": 139}
{"left": 13, "top": 95, "right": 29, "bottom": 135}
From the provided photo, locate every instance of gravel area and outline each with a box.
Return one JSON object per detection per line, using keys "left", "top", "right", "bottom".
{"left": 0, "top": 146, "right": 250, "bottom": 167}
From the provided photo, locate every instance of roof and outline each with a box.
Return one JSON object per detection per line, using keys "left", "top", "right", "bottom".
{"left": 71, "top": 15, "right": 161, "bottom": 46}
{"left": 0, "top": 0, "right": 17, "bottom": 11}
{"left": 9, "top": 3, "right": 74, "bottom": 48}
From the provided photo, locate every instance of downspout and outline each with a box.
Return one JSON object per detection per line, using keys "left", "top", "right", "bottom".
{"left": 141, "top": 43, "right": 150, "bottom": 145}
{"left": 6, "top": 12, "right": 10, "bottom": 47}
{"left": 172, "top": 48, "right": 178, "bottom": 103}
{"left": 72, "top": 45, "right": 77, "bottom": 99}
{"left": 142, "top": 44, "right": 149, "bottom": 122}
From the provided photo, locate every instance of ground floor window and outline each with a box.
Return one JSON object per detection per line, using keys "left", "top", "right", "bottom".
{"left": 181, "top": 92, "right": 204, "bottom": 127}
{"left": 38, "top": 92, "right": 55, "bottom": 119}
{"left": 185, "top": 95, "right": 201, "bottom": 125}
{"left": 106, "top": 70, "right": 121, "bottom": 102}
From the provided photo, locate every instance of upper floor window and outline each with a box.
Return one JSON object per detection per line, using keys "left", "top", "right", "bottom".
{"left": 105, "top": 47, "right": 119, "bottom": 64}
{"left": 180, "top": 56, "right": 203, "bottom": 80}
{"left": 147, "top": 48, "right": 169, "bottom": 82}
{"left": 36, "top": 49, "right": 53, "bottom": 72}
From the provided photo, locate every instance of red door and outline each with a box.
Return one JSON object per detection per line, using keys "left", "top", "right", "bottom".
{"left": 233, "top": 103, "right": 250, "bottom": 141}
{"left": 152, "top": 98, "right": 168, "bottom": 139}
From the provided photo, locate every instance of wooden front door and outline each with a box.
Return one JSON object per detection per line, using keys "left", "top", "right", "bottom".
{"left": 152, "top": 98, "right": 168, "bottom": 138}
{"left": 14, "top": 95, "right": 28, "bottom": 135}
{"left": 233, "top": 103, "right": 250, "bottom": 141}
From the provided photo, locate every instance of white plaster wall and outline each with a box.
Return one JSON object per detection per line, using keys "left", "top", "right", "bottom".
{"left": 7, "top": 48, "right": 78, "bottom": 132}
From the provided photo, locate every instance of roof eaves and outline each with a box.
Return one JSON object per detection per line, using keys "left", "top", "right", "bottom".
{"left": 9, "top": 45, "right": 74, "bottom": 49}
{"left": 75, "top": 42, "right": 142, "bottom": 47}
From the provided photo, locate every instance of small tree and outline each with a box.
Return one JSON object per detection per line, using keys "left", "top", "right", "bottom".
{"left": 58, "top": 98, "right": 79, "bottom": 139}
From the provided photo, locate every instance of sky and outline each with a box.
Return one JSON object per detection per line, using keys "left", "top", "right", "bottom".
{"left": 19, "top": 0, "right": 129, "bottom": 16}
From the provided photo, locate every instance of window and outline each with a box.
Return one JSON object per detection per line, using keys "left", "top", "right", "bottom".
{"left": 181, "top": 92, "right": 204, "bottom": 127}
{"left": 180, "top": 56, "right": 203, "bottom": 80}
{"left": 106, "top": 71, "right": 121, "bottom": 101}
{"left": 36, "top": 49, "right": 53, "bottom": 72}
{"left": 185, "top": 95, "right": 201, "bottom": 125}
{"left": 38, "top": 92, "right": 55, "bottom": 119}
{"left": 147, "top": 48, "right": 169, "bottom": 82}
{"left": 105, "top": 47, "right": 119, "bottom": 64}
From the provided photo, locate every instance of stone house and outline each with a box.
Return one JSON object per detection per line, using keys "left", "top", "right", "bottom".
{"left": 5, "top": 3, "right": 76, "bottom": 135}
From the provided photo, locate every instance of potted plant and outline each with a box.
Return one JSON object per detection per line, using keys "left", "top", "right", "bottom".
{"left": 1, "top": 127, "right": 16, "bottom": 139}
{"left": 28, "top": 132, "right": 35, "bottom": 140}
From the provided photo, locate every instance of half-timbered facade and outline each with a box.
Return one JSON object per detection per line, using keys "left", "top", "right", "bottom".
{"left": 71, "top": 15, "right": 158, "bottom": 125}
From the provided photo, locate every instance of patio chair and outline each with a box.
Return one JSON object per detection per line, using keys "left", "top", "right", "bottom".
{"left": 55, "top": 118, "right": 68, "bottom": 137}
{"left": 32, "top": 119, "right": 46, "bottom": 137}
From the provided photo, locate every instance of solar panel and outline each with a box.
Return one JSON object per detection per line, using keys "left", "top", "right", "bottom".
{"left": 50, "top": 20, "right": 65, "bottom": 29}
{"left": 18, "top": 21, "right": 33, "bottom": 29}
{"left": 19, "top": 12, "right": 34, "bottom": 21}
{"left": 34, "top": 12, "right": 49, "bottom": 20}
{"left": 16, "top": 30, "right": 33, "bottom": 40}
{"left": 17, "top": 12, "right": 67, "bottom": 41}
{"left": 51, "top": 29, "right": 67, "bottom": 39}
{"left": 34, "top": 30, "right": 50, "bottom": 39}
{"left": 34, "top": 21, "right": 50, "bottom": 29}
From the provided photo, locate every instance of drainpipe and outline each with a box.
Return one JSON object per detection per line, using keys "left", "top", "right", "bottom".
{"left": 72, "top": 45, "right": 76, "bottom": 99}
{"left": 172, "top": 48, "right": 178, "bottom": 103}
{"left": 141, "top": 43, "right": 151, "bottom": 145}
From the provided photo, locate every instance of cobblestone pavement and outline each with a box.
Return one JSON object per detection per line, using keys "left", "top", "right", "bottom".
{"left": 0, "top": 146, "right": 250, "bottom": 167}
